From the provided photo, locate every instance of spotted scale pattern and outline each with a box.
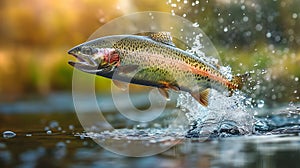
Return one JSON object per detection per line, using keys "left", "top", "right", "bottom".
{"left": 108, "top": 35, "right": 235, "bottom": 93}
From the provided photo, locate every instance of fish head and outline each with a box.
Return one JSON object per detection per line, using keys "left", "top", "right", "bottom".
{"left": 68, "top": 41, "right": 120, "bottom": 74}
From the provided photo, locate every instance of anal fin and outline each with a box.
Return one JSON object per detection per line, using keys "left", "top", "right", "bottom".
{"left": 191, "top": 89, "right": 210, "bottom": 107}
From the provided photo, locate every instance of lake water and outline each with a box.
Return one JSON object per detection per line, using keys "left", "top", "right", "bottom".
{"left": 1, "top": 93, "right": 299, "bottom": 167}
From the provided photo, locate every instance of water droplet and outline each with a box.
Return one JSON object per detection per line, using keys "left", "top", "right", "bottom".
{"left": 192, "top": 22, "right": 199, "bottom": 27}
{"left": 292, "top": 13, "right": 298, "bottom": 19}
{"left": 171, "top": 3, "right": 177, "bottom": 7}
{"left": 245, "top": 98, "right": 252, "bottom": 106}
{"left": 218, "top": 18, "right": 224, "bottom": 23}
{"left": 171, "top": 10, "right": 175, "bottom": 16}
{"left": 3, "top": 131, "right": 16, "bottom": 139}
{"left": 69, "top": 125, "right": 74, "bottom": 130}
{"left": 245, "top": 31, "right": 251, "bottom": 37}
{"left": 266, "top": 32, "right": 272, "bottom": 38}
{"left": 275, "top": 35, "right": 281, "bottom": 42}
{"left": 149, "top": 139, "right": 157, "bottom": 143}
{"left": 295, "top": 77, "right": 299, "bottom": 81}
{"left": 243, "top": 16, "right": 249, "bottom": 22}
{"left": 46, "top": 130, "right": 52, "bottom": 135}
{"left": 49, "top": 121, "right": 59, "bottom": 128}
{"left": 241, "top": 5, "right": 245, "bottom": 10}
{"left": 257, "top": 100, "right": 264, "bottom": 108}
{"left": 224, "top": 27, "right": 228, "bottom": 32}
{"left": 255, "top": 24, "right": 263, "bottom": 31}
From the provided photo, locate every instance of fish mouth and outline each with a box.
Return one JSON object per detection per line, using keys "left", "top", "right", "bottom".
{"left": 68, "top": 48, "right": 101, "bottom": 74}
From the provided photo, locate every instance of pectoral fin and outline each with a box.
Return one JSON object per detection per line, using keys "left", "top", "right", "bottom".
{"left": 158, "top": 88, "right": 170, "bottom": 101}
{"left": 112, "top": 80, "right": 128, "bottom": 91}
{"left": 191, "top": 89, "right": 210, "bottom": 107}
{"left": 169, "top": 85, "right": 180, "bottom": 91}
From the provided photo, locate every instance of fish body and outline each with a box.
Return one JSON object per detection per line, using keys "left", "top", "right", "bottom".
{"left": 68, "top": 32, "right": 247, "bottom": 106}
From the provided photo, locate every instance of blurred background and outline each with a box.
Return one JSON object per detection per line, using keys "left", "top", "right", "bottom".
{"left": 0, "top": 1, "right": 300, "bottom": 167}
{"left": 0, "top": 0, "right": 299, "bottom": 106}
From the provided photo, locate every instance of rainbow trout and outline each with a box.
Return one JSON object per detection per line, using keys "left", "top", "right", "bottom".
{"left": 68, "top": 32, "right": 247, "bottom": 106}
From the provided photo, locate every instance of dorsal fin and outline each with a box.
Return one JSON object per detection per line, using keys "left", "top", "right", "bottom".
{"left": 148, "top": 32, "right": 175, "bottom": 47}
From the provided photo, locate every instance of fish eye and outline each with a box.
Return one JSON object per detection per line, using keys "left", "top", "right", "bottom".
{"left": 81, "top": 46, "right": 96, "bottom": 55}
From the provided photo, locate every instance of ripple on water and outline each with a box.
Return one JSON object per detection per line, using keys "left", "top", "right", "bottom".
{"left": 254, "top": 108, "right": 300, "bottom": 134}
{"left": 75, "top": 128, "right": 186, "bottom": 144}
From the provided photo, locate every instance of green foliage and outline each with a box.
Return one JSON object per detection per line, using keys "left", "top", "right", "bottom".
{"left": 50, "top": 61, "right": 73, "bottom": 90}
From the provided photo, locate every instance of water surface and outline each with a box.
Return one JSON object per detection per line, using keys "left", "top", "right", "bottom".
{"left": 1, "top": 93, "right": 300, "bottom": 167}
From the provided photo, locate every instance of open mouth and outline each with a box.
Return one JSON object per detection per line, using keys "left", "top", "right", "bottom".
{"left": 68, "top": 49, "right": 86, "bottom": 62}
{"left": 68, "top": 48, "right": 100, "bottom": 73}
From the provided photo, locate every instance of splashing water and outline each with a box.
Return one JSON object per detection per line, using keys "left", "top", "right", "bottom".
{"left": 177, "top": 33, "right": 254, "bottom": 138}
{"left": 76, "top": 128, "right": 185, "bottom": 144}
{"left": 187, "top": 34, "right": 221, "bottom": 71}
{"left": 177, "top": 90, "right": 253, "bottom": 138}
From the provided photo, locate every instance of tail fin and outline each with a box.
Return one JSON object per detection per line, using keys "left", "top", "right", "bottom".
{"left": 232, "top": 73, "right": 250, "bottom": 90}
{"left": 228, "top": 73, "right": 250, "bottom": 96}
